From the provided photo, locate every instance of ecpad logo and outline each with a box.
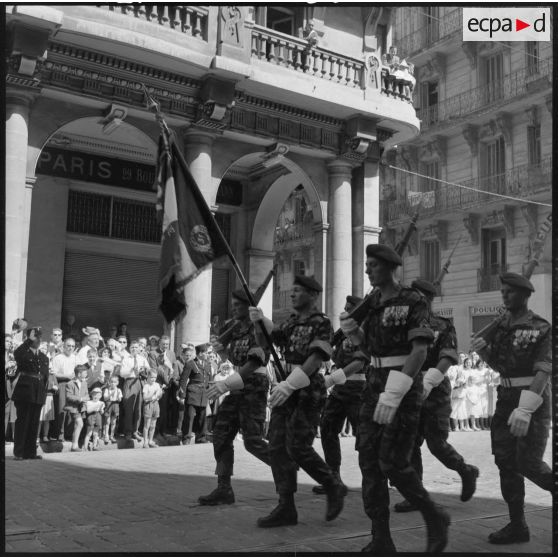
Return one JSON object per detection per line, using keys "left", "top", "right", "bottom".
{"left": 463, "top": 8, "right": 550, "bottom": 42}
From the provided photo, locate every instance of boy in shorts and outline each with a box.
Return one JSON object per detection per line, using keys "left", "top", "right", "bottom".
{"left": 103, "top": 375, "right": 123, "bottom": 443}
{"left": 83, "top": 387, "right": 105, "bottom": 450}
{"left": 142, "top": 368, "right": 163, "bottom": 448}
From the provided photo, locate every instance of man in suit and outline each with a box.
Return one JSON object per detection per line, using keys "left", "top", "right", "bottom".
{"left": 178, "top": 343, "right": 212, "bottom": 444}
{"left": 12, "top": 327, "right": 50, "bottom": 460}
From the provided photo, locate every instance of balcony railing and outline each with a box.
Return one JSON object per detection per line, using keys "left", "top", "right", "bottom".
{"left": 273, "top": 222, "right": 314, "bottom": 247}
{"left": 478, "top": 264, "right": 508, "bottom": 292}
{"left": 417, "top": 59, "right": 552, "bottom": 129}
{"left": 251, "top": 25, "right": 364, "bottom": 89}
{"left": 396, "top": 9, "right": 462, "bottom": 58}
{"left": 385, "top": 157, "right": 551, "bottom": 223}
{"left": 101, "top": 4, "right": 208, "bottom": 41}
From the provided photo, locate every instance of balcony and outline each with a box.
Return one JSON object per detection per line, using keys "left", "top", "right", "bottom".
{"left": 478, "top": 264, "right": 508, "bottom": 292}
{"left": 273, "top": 222, "right": 314, "bottom": 248}
{"left": 384, "top": 157, "right": 551, "bottom": 224}
{"left": 396, "top": 9, "right": 461, "bottom": 58}
{"left": 417, "top": 59, "right": 552, "bottom": 130}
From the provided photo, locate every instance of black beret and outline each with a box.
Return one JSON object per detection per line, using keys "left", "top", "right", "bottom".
{"left": 499, "top": 272, "right": 534, "bottom": 292}
{"left": 195, "top": 343, "right": 210, "bottom": 353}
{"left": 231, "top": 288, "right": 254, "bottom": 304}
{"left": 346, "top": 295, "right": 364, "bottom": 307}
{"left": 294, "top": 275, "right": 322, "bottom": 293}
{"left": 411, "top": 279, "right": 437, "bottom": 297}
{"left": 365, "top": 244, "right": 402, "bottom": 266}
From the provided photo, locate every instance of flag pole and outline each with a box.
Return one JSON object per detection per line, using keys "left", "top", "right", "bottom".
{"left": 144, "top": 86, "right": 286, "bottom": 382}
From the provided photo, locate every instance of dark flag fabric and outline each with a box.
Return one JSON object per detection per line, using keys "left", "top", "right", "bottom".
{"left": 155, "top": 131, "right": 229, "bottom": 322}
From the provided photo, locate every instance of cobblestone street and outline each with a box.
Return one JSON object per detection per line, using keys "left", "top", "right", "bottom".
{"left": 4, "top": 430, "right": 552, "bottom": 554}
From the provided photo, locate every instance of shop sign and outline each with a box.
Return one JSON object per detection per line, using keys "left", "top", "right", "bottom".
{"left": 470, "top": 305, "right": 503, "bottom": 316}
{"left": 36, "top": 147, "right": 156, "bottom": 191}
{"left": 435, "top": 307, "right": 454, "bottom": 317}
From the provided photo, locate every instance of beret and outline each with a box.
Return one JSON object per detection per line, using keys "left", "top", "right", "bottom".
{"left": 294, "top": 275, "right": 322, "bottom": 293}
{"left": 499, "top": 272, "right": 534, "bottom": 292}
{"left": 231, "top": 288, "right": 254, "bottom": 303}
{"left": 196, "top": 343, "right": 210, "bottom": 352}
{"left": 411, "top": 279, "right": 437, "bottom": 297}
{"left": 346, "top": 295, "right": 364, "bottom": 307}
{"left": 365, "top": 244, "right": 402, "bottom": 266}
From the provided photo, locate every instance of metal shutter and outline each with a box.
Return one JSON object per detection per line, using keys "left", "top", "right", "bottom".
{"left": 62, "top": 252, "right": 163, "bottom": 340}
{"left": 211, "top": 267, "right": 230, "bottom": 324}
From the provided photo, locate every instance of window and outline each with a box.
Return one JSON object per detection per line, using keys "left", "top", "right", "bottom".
{"left": 479, "top": 228, "right": 507, "bottom": 291}
{"left": 423, "top": 6, "right": 440, "bottom": 44}
{"left": 421, "top": 239, "right": 440, "bottom": 284}
{"left": 527, "top": 124, "right": 541, "bottom": 165}
{"left": 483, "top": 53, "right": 503, "bottom": 102}
{"left": 66, "top": 190, "right": 160, "bottom": 244}
{"left": 214, "top": 212, "right": 231, "bottom": 245}
{"left": 293, "top": 259, "right": 305, "bottom": 277}
{"left": 420, "top": 81, "right": 439, "bottom": 125}
{"left": 526, "top": 42, "right": 539, "bottom": 76}
{"left": 420, "top": 160, "right": 439, "bottom": 193}
{"left": 256, "top": 6, "right": 303, "bottom": 36}
{"left": 481, "top": 136, "right": 505, "bottom": 193}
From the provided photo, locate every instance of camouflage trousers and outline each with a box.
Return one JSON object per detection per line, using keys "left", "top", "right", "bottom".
{"left": 411, "top": 376, "right": 465, "bottom": 479}
{"left": 212, "top": 373, "right": 270, "bottom": 477}
{"left": 491, "top": 384, "right": 552, "bottom": 507}
{"left": 357, "top": 368, "right": 438, "bottom": 529}
{"left": 268, "top": 371, "right": 335, "bottom": 494}
{"left": 319, "top": 380, "right": 364, "bottom": 472}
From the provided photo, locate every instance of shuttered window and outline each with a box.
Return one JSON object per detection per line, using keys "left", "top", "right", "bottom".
{"left": 62, "top": 252, "right": 163, "bottom": 340}
{"left": 211, "top": 268, "right": 230, "bottom": 325}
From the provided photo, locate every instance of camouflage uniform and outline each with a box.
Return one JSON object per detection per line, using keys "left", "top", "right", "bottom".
{"left": 411, "top": 314, "right": 465, "bottom": 479}
{"left": 320, "top": 334, "right": 367, "bottom": 474}
{"left": 483, "top": 311, "right": 552, "bottom": 515}
{"left": 212, "top": 320, "right": 270, "bottom": 477}
{"left": 356, "top": 286, "right": 443, "bottom": 543}
{"left": 268, "top": 310, "right": 335, "bottom": 494}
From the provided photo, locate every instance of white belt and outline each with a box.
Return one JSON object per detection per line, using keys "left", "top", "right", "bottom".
{"left": 500, "top": 376, "right": 533, "bottom": 388}
{"left": 369, "top": 355, "right": 408, "bottom": 368}
{"left": 347, "top": 373, "right": 366, "bottom": 382}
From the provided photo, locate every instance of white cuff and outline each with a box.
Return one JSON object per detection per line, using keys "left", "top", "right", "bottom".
{"left": 518, "top": 389, "right": 543, "bottom": 413}
{"left": 330, "top": 368, "right": 347, "bottom": 386}
{"left": 423, "top": 367, "right": 445, "bottom": 388}
{"left": 285, "top": 366, "right": 310, "bottom": 390}
{"left": 225, "top": 372, "right": 244, "bottom": 391}
{"left": 381, "top": 370, "right": 413, "bottom": 406}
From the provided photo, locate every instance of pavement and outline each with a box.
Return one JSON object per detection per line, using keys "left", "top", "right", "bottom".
{"left": 3, "top": 430, "right": 553, "bottom": 555}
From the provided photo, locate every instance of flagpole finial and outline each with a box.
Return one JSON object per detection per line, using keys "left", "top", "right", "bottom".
{"left": 142, "top": 84, "right": 160, "bottom": 114}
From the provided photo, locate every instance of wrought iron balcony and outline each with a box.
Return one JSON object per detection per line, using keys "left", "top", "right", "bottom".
{"left": 101, "top": 4, "right": 208, "bottom": 40}
{"left": 251, "top": 25, "right": 364, "bottom": 89}
{"left": 273, "top": 222, "right": 314, "bottom": 248}
{"left": 478, "top": 264, "right": 508, "bottom": 292}
{"left": 384, "top": 157, "right": 551, "bottom": 224}
{"left": 417, "top": 58, "right": 552, "bottom": 130}
{"left": 396, "top": 9, "right": 462, "bottom": 58}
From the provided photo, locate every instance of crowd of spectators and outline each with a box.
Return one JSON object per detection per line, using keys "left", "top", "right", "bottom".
{"left": 447, "top": 351, "right": 500, "bottom": 432}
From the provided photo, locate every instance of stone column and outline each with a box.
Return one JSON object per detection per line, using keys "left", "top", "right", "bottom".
{"left": 353, "top": 160, "right": 382, "bottom": 296}
{"left": 246, "top": 248, "right": 275, "bottom": 318}
{"left": 5, "top": 91, "right": 35, "bottom": 329}
{"left": 326, "top": 160, "right": 353, "bottom": 328}
{"left": 312, "top": 222, "right": 329, "bottom": 313}
{"left": 178, "top": 131, "right": 216, "bottom": 346}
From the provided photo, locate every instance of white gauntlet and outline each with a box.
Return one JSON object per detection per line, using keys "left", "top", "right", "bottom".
{"left": 422, "top": 367, "right": 445, "bottom": 399}
{"left": 507, "top": 389, "right": 543, "bottom": 437}
{"left": 224, "top": 372, "right": 244, "bottom": 391}
{"left": 373, "top": 370, "right": 413, "bottom": 425}
{"left": 324, "top": 368, "right": 347, "bottom": 389}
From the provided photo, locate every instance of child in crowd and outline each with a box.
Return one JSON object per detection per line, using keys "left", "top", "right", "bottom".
{"left": 64, "top": 364, "right": 90, "bottom": 451}
{"left": 465, "top": 374, "right": 482, "bottom": 431}
{"left": 38, "top": 371, "right": 58, "bottom": 442}
{"left": 103, "top": 375, "right": 123, "bottom": 443}
{"left": 142, "top": 369, "right": 162, "bottom": 448}
{"left": 83, "top": 387, "right": 105, "bottom": 450}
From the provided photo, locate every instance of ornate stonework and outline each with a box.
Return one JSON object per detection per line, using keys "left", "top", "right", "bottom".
{"left": 462, "top": 124, "right": 479, "bottom": 157}
{"left": 219, "top": 6, "right": 244, "bottom": 47}
{"left": 463, "top": 213, "right": 480, "bottom": 245}
{"left": 494, "top": 112, "right": 512, "bottom": 144}
{"left": 481, "top": 207, "right": 515, "bottom": 238}
{"left": 461, "top": 42, "right": 477, "bottom": 68}
{"left": 525, "top": 105, "right": 539, "bottom": 127}
{"left": 420, "top": 220, "right": 448, "bottom": 250}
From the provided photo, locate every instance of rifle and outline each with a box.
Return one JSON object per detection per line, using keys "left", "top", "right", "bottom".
{"left": 433, "top": 235, "right": 462, "bottom": 287}
{"left": 472, "top": 212, "right": 552, "bottom": 341}
{"left": 332, "top": 208, "right": 420, "bottom": 347}
{"left": 216, "top": 266, "right": 277, "bottom": 346}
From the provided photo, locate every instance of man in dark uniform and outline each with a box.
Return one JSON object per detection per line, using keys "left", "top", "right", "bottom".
{"left": 198, "top": 289, "right": 271, "bottom": 505}
{"left": 340, "top": 245, "right": 449, "bottom": 553}
{"left": 394, "top": 279, "right": 479, "bottom": 512}
{"left": 249, "top": 275, "right": 345, "bottom": 527}
{"left": 471, "top": 272, "right": 551, "bottom": 544}
{"left": 12, "top": 327, "right": 50, "bottom": 460}
{"left": 178, "top": 343, "right": 212, "bottom": 444}
{"left": 313, "top": 295, "right": 367, "bottom": 495}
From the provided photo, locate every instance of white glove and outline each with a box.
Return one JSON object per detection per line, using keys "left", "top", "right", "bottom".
{"left": 324, "top": 368, "right": 347, "bottom": 389}
{"left": 248, "top": 306, "right": 274, "bottom": 334}
{"left": 373, "top": 370, "right": 413, "bottom": 425}
{"left": 269, "top": 366, "right": 309, "bottom": 408}
{"left": 339, "top": 312, "right": 358, "bottom": 336}
{"left": 422, "top": 367, "right": 445, "bottom": 400}
{"left": 507, "top": 390, "right": 543, "bottom": 437}
{"left": 207, "top": 372, "right": 244, "bottom": 400}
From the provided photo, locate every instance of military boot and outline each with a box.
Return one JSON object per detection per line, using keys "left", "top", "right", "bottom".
{"left": 257, "top": 493, "right": 298, "bottom": 528}
{"left": 393, "top": 499, "right": 418, "bottom": 513}
{"left": 323, "top": 477, "right": 346, "bottom": 521}
{"left": 424, "top": 504, "right": 451, "bottom": 553}
{"left": 362, "top": 517, "right": 396, "bottom": 553}
{"left": 198, "top": 476, "right": 235, "bottom": 506}
{"left": 313, "top": 472, "right": 348, "bottom": 496}
{"left": 488, "top": 523, "right": 530, "bottom": 544}
{"left": 458, "top": 464, "right": 479, "bottom": 502}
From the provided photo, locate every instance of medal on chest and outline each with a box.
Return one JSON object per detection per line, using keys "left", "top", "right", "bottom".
{"left": 381, "top": 305, "right": 409, "bottom": 327}
{"left": 512, "top": 329, "right": 540, "bottom": 349}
